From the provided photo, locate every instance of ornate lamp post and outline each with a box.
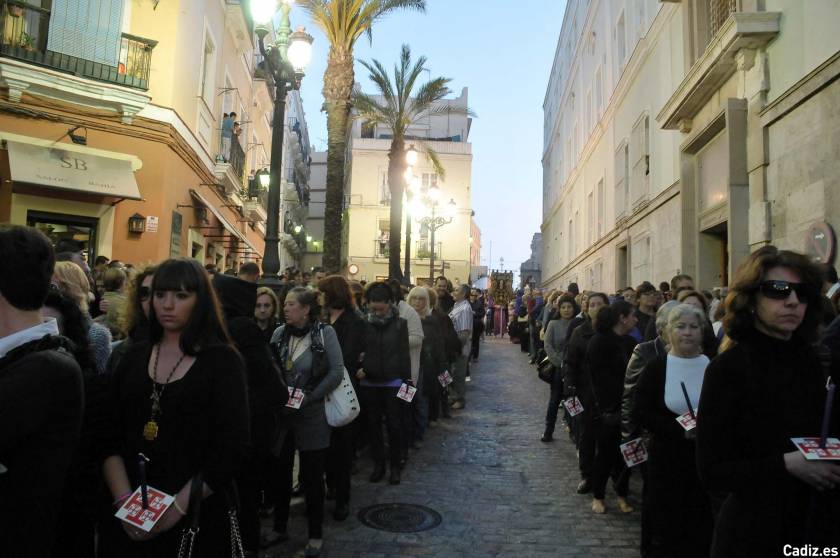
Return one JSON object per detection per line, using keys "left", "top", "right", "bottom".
{"left": 251, "top": 0, "right": 313, "bottom": 291}
{"left": 414, "top": 182, "right": 456, "bottom": 284}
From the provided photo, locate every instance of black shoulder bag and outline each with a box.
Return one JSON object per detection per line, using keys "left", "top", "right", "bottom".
{"left": 177, "top": 475, "right": 245, "bottom": 558}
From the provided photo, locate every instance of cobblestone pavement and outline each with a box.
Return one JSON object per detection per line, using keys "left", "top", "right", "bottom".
{"left": 264, "top": 337, "right": 641, "bottom": 557}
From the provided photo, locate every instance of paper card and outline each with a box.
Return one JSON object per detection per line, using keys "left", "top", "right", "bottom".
{"left": 563, "top": 397, "right": 584, "bottom": 417}
{"left": 438, "top": 370, "right": 453, "bottom": 387}
{"left": 114, "top": 485, "right": 175, "bottom": 532}
{"left": 791, "top": 437, "right": 840, "bottom": 460}
{"left": 286, "top": 387, "right": 304, "bottom": 409}
{"left": 620, "top": 438, "right": 649, "bottom": 467}
{"left": 396, "top": 382, "right": 417, "bottom": 403}
{"left": 676, "top": 412, "right": 697, "bottom": 431}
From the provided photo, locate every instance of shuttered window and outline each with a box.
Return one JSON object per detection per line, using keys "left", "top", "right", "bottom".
{"left": 48, "top": 0, "right": 124, "bottom": 67}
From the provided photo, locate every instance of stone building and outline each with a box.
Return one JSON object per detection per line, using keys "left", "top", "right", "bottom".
{"left": 520, "top": 233, "right": 543, "bottom": 288}
{"left": 541, "top": 0, "right": 840, "bottom": 291}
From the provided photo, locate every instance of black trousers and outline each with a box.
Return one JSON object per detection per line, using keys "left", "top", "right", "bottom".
{"left": 361, "top": 386, "right": 403, "bottom": 469}
{"left": 470, "top": 321, "right": 482, "bottom": 359}
{"left": 272, "top": 433, "right": 326, "bottom": 539}
{"left": 325, "top": 423, "right": 354, "bottom": 507}
{"left": 544, "top": 368, "right": 564, "bottom": 436}
{"left": 236, "top": 453, "right": 262, "bottom": 552}
{"left": 577, "top": 401, "right": 598, "bottom": 480}
{"left": 591, "top": 421, "right": 630, "bottom": 500}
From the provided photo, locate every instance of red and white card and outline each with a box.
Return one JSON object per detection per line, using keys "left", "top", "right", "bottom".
{"left": 286, "top": 387, "right": 304, "bottom": 409}
{"left": 438, "top": 370, "right": 453, "bottom": 387}
{"left": 563, "top": 397, "right": 584, "bottom": 417}
{"left": 114, "top": 486, "right": 175, "bottom": 532}
{"left": 396, "top": 382, "right": 417, "bottom": 403}
{"left": 791, "top": 437, "right": 840, "bottom": 460}
{"left": 620, "top": 438, "right": 649, "bottom": 467}
{"left": 676, "top": 412, "right": 697, "bottom": 431}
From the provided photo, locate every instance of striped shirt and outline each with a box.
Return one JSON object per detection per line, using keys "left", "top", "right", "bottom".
{"left": 450, "top": 300, "right": 474, "bottom": 333}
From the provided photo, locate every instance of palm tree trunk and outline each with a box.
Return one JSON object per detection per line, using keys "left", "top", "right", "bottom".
{"left": 321, "top": 47, "right": 355, "bottom": 274}
{"left": 387, "top": 137, "right": 406, "bottom": 282}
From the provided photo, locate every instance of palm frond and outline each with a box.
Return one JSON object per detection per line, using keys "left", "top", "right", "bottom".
{"left": 417, "top": 143, "right": 446, "bottom": 179}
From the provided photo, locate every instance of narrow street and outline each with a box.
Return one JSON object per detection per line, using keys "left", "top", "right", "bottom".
{"left": 268, "top": 337, "right": 641, "bottom": 558}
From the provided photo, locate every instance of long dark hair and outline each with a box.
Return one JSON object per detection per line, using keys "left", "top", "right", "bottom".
{"left": 43, "top": 288, "right": 96, "bottom": 376}
{"left": 723, "top": 246, "right": 823, "bottom": 344}
{"left": 595, "top": 300, "right": 635, "bottom": 334}
{"left": 149, "top": 258, "right": 231, "bottom": 355}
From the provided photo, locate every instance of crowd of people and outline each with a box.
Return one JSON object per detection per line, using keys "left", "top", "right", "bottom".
{"left": 0, "top": 225, "right": 484, "bottom": 558}
{"left": 521, "top": 249, "right": 840, "bottom": 556}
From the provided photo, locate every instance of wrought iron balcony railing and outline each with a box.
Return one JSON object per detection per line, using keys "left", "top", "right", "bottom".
{"left": 0, "top": 1, "right": 156, "bottom": 90}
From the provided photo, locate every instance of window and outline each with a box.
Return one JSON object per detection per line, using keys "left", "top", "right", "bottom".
{"left": 199, "top": 30, "right": 217, "bottom": 104}
{"left": 597, "top": 178, "right": 605, "bottom": 238}
{"left": 376, "top": 220, "right": 390, "bottom": 257}
{"left": 585, "top": 90, "right": 593, "bottom": 137}
{"left": 595, "top": 67, "right": 603, "bottom": 119}
{"left": 422, "top": 173, "right": 438, "bottom": 190}
{"left": 615, "top": 141, "right": 629, "bottom": 219}
{"left": 630, "top": 114, "right": 650, "bottom": 205}
{"left": 632, "top": 236, "right": 652, "bottom": 285}
{"left": 568, "top": 218, "right": 575, "bottom": 260}
{"left": 378, "top": 169, "right": 390, "bottom": 205}
{"left": 616, "top": 12, "right": 626, "bottom": 74}
{"left": 587, "top": 191, "right": 594, "bottom": 246}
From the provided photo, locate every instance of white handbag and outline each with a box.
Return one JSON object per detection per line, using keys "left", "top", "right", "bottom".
{"left": 325, "top": 366, "right": 360, "bottom": 427}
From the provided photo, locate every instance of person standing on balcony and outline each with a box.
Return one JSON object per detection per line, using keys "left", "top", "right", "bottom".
{"left": 221, "top": 112, "right": 234, "bottom": 162}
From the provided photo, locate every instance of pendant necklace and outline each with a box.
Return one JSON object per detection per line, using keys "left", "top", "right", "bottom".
{"left": 286, "top": 335, "right": 303, "bottom": 371}
{"left": 143, "top": 344, "right": 187, "bottom": 442}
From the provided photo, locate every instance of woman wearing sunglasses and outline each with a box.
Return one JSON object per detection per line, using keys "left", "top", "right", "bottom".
{"left": 99, "top": 258, "right": 249, "bottom": 557}
{"left": 106, "top": 266, "right": 156, "bottom": 374}
{"left": 697, "top": 246, "right": 840, "bottom": 557}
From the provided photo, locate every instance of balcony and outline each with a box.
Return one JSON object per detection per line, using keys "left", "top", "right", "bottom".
{"left": 243, "top": 177, "right": 267, "bottom": 223}
{"left": 415, "top": 240, "right": 442, "bottom": 260}
{"left": 0, "top": 1, "right": 156, "bottom": 90}
{"left": 374, "top": 239, "right": 390, "bottom": 261}
{"left": 214, "top": 134, "right": 246, "bottom": 195}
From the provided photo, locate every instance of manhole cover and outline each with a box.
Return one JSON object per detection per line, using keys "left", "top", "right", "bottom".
{"left": 357, "top": 503, "right": 442, "bottom": 533}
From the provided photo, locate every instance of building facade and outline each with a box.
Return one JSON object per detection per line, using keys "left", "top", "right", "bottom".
{"left": 0, "top": 0, "right": 312, "bottom": 271}
{"left": 541, "top": 0, "right": 840, "bottom": 292}
{"left": 301, "top": 149, "right": 326, "bottom": 272}
{"left": 344, "top": 88, "right": 473, "bottom": 285}
{"left": 520, "top": 233, "right": 543, "bottom": 288}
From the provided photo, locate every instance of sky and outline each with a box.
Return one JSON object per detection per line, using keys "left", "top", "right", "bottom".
{"left": 288, "top": 0, "right": 568, "bottom": 281}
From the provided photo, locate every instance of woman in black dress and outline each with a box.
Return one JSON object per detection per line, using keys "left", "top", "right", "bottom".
{"left": 100, "top": 258, "right": 249, "bottom": 557}
{"left": 697, "top": 247, "right": 840, "bottom": 557}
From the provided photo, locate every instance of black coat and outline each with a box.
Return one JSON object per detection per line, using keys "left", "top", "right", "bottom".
{"left": 434, "top": 309, "right": 461, "bottom": 365}
{"left": 621, "top": 337, "right": 667, "bottom": 437}
{"left": 362, "top": 309, "right": 411, "bottom": 382}
{"left": 696, "top": 330, "right": 840, "bottom": 556}
{"left": 634, "top": 355, "right": 713, "bottom": 557}
{"left": 420, "top": 315, "right": 447, "bottom": 395}
{"left": 213, "top": 274, "right": 287, "bottom": 449}
{"left": 0, "top": 335, "right": 84, "bottom": 558}
{"left": 564, "top": 319, "right": 596, "bottom": 403}
{"left": 329, "top": 308, "right": 365, "bottom": 377}
{"left": 586, "top": 330, "right": 635, "bottom": 415}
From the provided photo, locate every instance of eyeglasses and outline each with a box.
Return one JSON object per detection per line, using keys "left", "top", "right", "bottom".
{"left": 758, "top": 280, "right": 814, "bottom": 302}
{"left": 138, "top": 286, "right": 151, "bottom": 301}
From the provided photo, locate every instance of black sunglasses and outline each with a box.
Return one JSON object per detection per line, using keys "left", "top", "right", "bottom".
{"left": 758, "top": 280, "right": 814, "bottom": 301}
{"left": 138, "top": 286, "right": 151, "bottom": 300}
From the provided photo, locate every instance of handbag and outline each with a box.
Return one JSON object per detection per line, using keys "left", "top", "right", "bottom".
{"left": 537, "top": 357, "right": 555, "bottom": 384}
{"left": 177, "top": 475, "right": 245, "bottom": 558}
{"left": 325, "top": 366, "right": 360, "bottom": 427}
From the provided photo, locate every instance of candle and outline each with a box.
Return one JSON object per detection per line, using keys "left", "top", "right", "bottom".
{"left": 681, "top": 381, "right": 696, "bottom": 420}
{"left": 819, "top": 384, "right": 835, "bottom": 449}
{"left": 138, "top": 453, "right": 149, "bottom": 509}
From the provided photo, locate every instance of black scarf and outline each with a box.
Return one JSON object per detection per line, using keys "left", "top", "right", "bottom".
{"left": 286, "top": 323, "right": 311, "bottom": 337}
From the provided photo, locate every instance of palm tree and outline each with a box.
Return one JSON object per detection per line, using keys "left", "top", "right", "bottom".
{"left": 299, "top": 0, "right": 426, "bottom": 274}
{"left": 353, "top": 44, "right": 471, "bottom": 282}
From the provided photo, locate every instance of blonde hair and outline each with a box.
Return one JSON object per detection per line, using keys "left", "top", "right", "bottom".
{"left": 256, "top": 286, "right": 279, "bottom": 318}
{"left": 53, "top": 261, "right": 92, "bottom": 312}
{"left": 407, "top": 286, "right": 431, "bottom": 317}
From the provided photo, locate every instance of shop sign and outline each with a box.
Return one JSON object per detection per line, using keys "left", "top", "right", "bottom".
{"left": 7, "top": 141, "right": 141, "bottom": 200}
{"left": 805, "top": 221, "right": 836, "bottom": 264}
{"left": 146, "top": 216, "right": 159, "bottom": 233}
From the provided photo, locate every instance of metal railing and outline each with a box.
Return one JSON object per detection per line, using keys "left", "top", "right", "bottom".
{"left": 374, "top": 239, "right": 390, "bottom": 258}
{"left": 228, "top": 134, "right": 246, "bottom": 184}
{"left": 710, "top": 0, "right": 738, "bottom": 37}
{"left": 0, "top": 1, "right": 156, "bottom": 90}
{"left": 415, "top": 240, "right": 442, "bottom": 260}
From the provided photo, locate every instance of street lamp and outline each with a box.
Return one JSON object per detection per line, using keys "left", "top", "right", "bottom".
{"left": 257, "top": 168, "right": 270, "bottom": 188}
{"left": 251, "top": 0, "right": 313, "bottom": 291}
{"left": 416, "top": 185, "right": 456, "bottom": 285}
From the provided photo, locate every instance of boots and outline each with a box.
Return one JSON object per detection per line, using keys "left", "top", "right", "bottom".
{"left": 389, "top": 466, "right": 401, "bottom": 485}
{"left": 369, "top": 461, "right": 385, "bottom": 483}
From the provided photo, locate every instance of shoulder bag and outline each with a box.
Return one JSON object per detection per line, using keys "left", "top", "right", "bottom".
{"left": 319, "top": 328, "right": 360, "bottom": 427}
{"left": 177, "top": 475, "right": 245, "bottom": 558}
{"left": 537, "top": 356, "right": 555, "bottom": 384}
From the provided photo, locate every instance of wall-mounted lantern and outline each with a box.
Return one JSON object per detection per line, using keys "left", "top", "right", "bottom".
{"left": 128, "top": 213, "right": 147, "bottom": 233}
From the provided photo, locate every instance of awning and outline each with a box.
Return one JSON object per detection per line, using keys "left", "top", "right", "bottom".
{"left": 6, "top": 140, "right": 142, "bottom": 200}
{"left": 189, "top": 189, "right": 261, "bottom": 256}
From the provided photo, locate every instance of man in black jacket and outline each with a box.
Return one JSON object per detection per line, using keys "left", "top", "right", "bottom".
{"left": 0, "top": 225, "right": 84, "bottom": 558}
